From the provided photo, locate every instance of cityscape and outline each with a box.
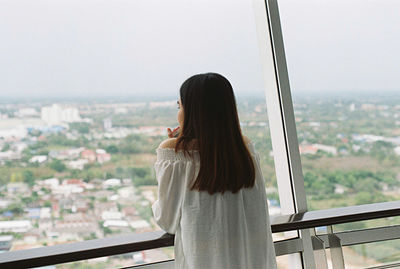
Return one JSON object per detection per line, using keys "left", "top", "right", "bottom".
{"left": 1, "top": 93, "right": 400, "bottom": 267}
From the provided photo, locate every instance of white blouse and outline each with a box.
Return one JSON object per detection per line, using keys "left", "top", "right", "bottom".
{"left": 152, "top": 142, "right": 277, "bottom": 269}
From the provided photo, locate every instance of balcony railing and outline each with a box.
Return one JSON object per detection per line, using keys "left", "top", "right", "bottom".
{"left": 1, "top": 200, "right": 400, "bottom": 269}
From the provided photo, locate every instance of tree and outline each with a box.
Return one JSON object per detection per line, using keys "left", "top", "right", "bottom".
{"left": 106, "top": 144, "right": 119, "bottom": 154}
{"left": 1, "top": 143, "right": 10, "bottom": 151}
{"left": 69, "top": 122, "right": 91, "bottom": 134}
{"left": 7, "top": 203, "right": 24, "bottom": 215}
{"left": 132, "top": 176, "right": 157, "bottom": 186}
{"left": 22, "top": 170, "right": 35, "bottom": 187}
{"left": 129, "top": 167, "right": 149, "bottom": 178}
{"left": 49, "top": 160, "right": 66, "bottom": 172}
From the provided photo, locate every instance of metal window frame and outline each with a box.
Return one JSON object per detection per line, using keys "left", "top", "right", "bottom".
{"left": 252, "top": 0, "right": 400, "bottom": 267}
{"left": 252, "top": 0, "right": 313, "bottom": 267}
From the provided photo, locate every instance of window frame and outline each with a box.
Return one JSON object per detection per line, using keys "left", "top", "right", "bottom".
{"left": 252, "top": 0, "right": 315, "bottom": 267}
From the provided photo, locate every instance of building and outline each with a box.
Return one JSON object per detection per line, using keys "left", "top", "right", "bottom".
{"left": 66, "top": 159, "right": 88, "bottom": 170}
{"left": 0, "top": 220, "right": 32, "bottom": 233}
{"left": 96, "top": 149, "right": 111, "bottom": 163}
{"left": 3, "top": 1, "right": 400, "bottom": 268}
{"left": 103, "top": 179, "right": 122, "bottom": 189}
{"left": 103, "top": 118, "right": 112, "bottom": 130}
{"left": 29, "top": 155, "right": 47, "bottom": 163}
{"left": 41, "top": 104, "right": 81, "bottom": 125}
{"left": 0, "top": 235, "right": 13, "bottom": 252}
{"left": 81, "top": 149, "right": 96, "bottom": 163}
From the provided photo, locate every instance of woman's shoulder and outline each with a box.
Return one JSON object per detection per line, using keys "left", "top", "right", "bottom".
{"left": 158, "top": 138, "right": 178, "bottom": 149}
{"left": 156, "top": 136, "right": 255, "bottom": 162}
{"left": 156, "top": 138, "right": 198, "bottom": 162}
{"left": 158, "top": 137, "right": 199, "bottom": 150}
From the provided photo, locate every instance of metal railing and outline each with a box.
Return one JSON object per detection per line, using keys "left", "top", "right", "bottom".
{"left": 1, "top": 200, "right": 400, "bottom": 268}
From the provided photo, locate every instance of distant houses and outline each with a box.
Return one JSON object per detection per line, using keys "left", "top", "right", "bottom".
{"left": 0, "top": 220, "right": 32, "bottom": 233}
{"left": 29, "top": 155, "right": 47, "bottom": 164}
{"left": 48, "top": 147, "right": 112, "bottom": 170}
{"left": 299, "top": 144, "right": 337, "bottom": 156}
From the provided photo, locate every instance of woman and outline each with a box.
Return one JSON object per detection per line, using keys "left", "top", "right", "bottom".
{"left": 152, "top": 73, "right": 277, "bottom": 269}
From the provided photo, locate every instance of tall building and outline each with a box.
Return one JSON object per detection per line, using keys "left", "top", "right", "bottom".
{"left": 103, "top": 117, "right": 112, "bottom": 130}
{"left": 41, "top": 104, "right": 81, "bottom": 125}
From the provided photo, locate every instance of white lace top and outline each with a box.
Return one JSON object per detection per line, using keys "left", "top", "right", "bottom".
{"left": 152, "top": 142, "right": 277, "bottom": 269}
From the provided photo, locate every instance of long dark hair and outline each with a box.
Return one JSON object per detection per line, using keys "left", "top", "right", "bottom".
{"left": 175, "top": 73, "right": 255, "bottom": 194}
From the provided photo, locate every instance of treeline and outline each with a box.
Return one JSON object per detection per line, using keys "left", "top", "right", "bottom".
{"left": 102, "top": 135, "right": 162, "bottom": 155}
{"left": 304, "top": 170, "right": 399, "bottom": 204}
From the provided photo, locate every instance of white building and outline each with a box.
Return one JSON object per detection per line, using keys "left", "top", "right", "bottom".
{"left": 67, "top": 159, "right": 88, "bottom": 170}
{"left": 103, "top": 118, "right": 112, "bottom": 130}
{"left": 314, "top": 144, "right": 337, "bottom": 155}
{"left": 41, "top": 104, "right": 81, "bottom": 125}
{"left": 17, "top": 108, "right": 39, "bottom": 117}
{"left": 102, "top": 211, "right": 123, "bottom": 221}
{"left": 103, "top": 178, "right": 121, "bottom": 189}
{"left": 0, "top": 220, "right": 32, "bottom": 233}
{"left": 118, "top": 187, "right": 135, "bottom": 199}
{"left": 40, "top": 207, "right": 52, "bottom": 219}
{"left": 0, "top": 235, "right": 13, "bottom": 251}
{"left": 29, "top": 155, "right": 48, "bottom": 163}
{"left": 0, "top": 126, "right": 28, "bottom": 139}
{"left": 42, "top": 178, "right": 60, "bottom": 189}
{"left": 130, "top": 220, "right": 150, "bottom": 229}
{"left": 0, "top": 150, "right": 22, "bottom": 161}
{"left": 103, "top": 220, "right": 129, "bottom": 228}
{"left": 52, "top": 184, "right": 83, "bottom": 196}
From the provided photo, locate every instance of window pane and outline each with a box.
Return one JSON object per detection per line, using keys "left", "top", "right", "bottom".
{"left": 0, "top": 0, "right": 279, "bottom": 262}
{"left": 279, "top": 0, "right": 400, "bottom": 210}
{"left": 278, "top": 0, "right": 400, "bottom": 266}
{"left": 342, "top": 240, "right": 400, "bottom": 267}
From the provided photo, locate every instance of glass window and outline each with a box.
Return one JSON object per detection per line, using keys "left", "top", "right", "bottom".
{"left": 278, "top": 0, "right": 400, "bottom": 266}
{"left": 278, "top": 0, "right": 400, "bottom": 210}
{"left": 342, "top": 239, "right": 400, "bottom": 267}
{"left": 0, "top": 0, "right": 279, "bottom": 262}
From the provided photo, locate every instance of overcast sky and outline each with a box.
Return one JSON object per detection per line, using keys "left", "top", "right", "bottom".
{"left": 0, "top": 0, "right": 399, "bottom": 98}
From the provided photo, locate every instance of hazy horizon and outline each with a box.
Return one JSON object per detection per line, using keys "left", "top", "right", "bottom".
{"left": 1, "top": 0, "right": 400, "bottom": 98}
{"left": 2, "top": 89, "right": 400, "bottom": 104}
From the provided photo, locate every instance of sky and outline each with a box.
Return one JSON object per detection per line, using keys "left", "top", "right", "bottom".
{"left": 0, "top": 0, "right": 399, "bottom": 98}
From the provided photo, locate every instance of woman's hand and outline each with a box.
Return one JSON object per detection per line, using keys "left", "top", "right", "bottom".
{"left": 167, "top": 126, "right": 180, "bottom": 138}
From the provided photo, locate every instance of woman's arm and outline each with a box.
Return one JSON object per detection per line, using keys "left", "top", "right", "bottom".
{"left": 152, "top": 151, "right": 185, "bottom": 234}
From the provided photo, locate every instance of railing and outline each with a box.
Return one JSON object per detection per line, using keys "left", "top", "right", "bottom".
{"left": 1, "top": 201, "right": 400, "bottom": 269}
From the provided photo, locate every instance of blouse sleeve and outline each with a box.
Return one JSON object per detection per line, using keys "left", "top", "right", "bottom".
{"left": 151, "top": 150, "right": 185, "bottom": 234}
{"left": 247, "top": 142, "right": 266, "bottom": 186}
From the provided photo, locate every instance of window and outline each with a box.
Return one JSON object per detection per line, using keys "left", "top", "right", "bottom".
{"left": 0, "top": 0, "right": 280, "bottom": 267}
{"left": 277, "top": 0, "right": 400, "bottom": 265}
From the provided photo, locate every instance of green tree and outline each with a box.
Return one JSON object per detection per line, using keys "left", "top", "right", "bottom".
{"left": 105, "top": 144, "right": 119, "bottom": 154}
{"left": 129, "top": 167, "right": 149, "bottom": 178}
{"left": 69, "top": 122, "right": 91, "bottom": 134}
{"left": 1, "top": 143, "right": 10, "bottom": 151}
{"left": 133, "top": 176, "right": 157, "bottom": 186}
{"left": 22, "top": 170, "right": 35, "bottom": 187}
{"left": 49, "top": 160, "right": 66, "bottom": 172}
{"left": 7, "top": 203, "right": 24, "bottom": 215}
